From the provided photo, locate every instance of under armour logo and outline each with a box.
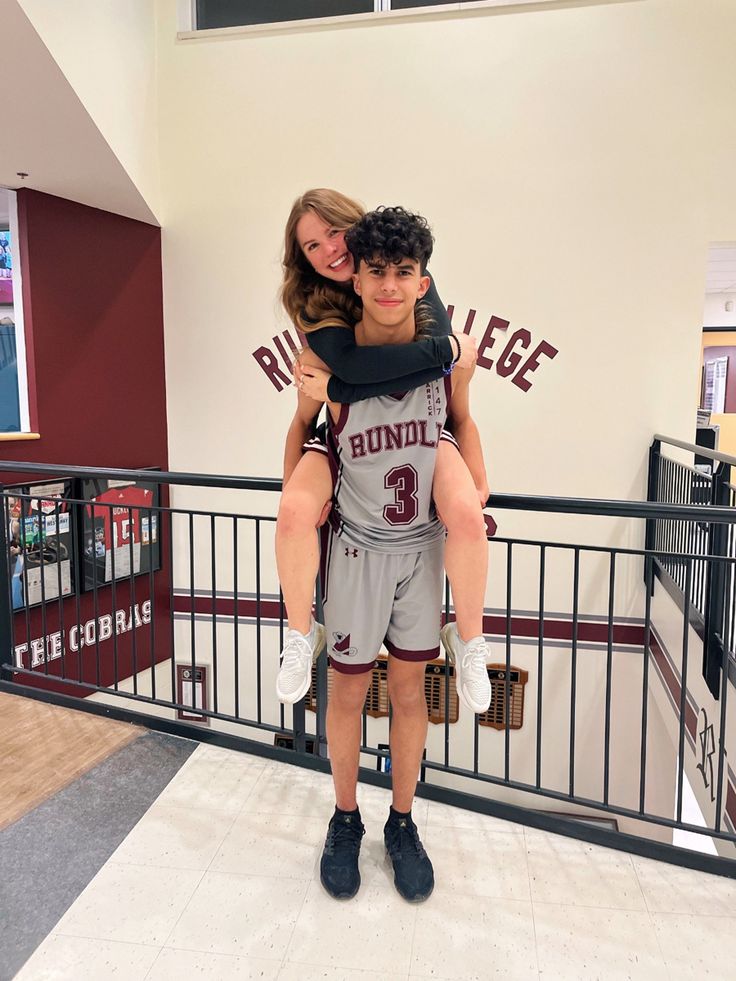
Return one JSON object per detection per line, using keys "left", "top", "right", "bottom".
{"left": 344, "top": 547, "right": 358, "bottom": 558}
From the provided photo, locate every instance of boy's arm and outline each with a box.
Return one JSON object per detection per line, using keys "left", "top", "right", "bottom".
{"left": 449, "top": 365, "right": 490, "bottom": 507}
{"left": 297, "top": 334, "right": 477, "bottom": 404}
{"left": 307, "top": 328, "right": 453, "bottom": 387}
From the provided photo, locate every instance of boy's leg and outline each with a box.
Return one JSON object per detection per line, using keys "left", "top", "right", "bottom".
{"left": 433, "top": 438, "right": 487, "bottom": 640}
{"left": 386, "top": 658, "right": 428, "bottom": 812}
{"left": 385, "top": 658, "right": 434, "bottom": 901}
{"left": 324, "top": 545, "right": 395, "bottom": 797}
{"left": 322, "top": 666, "right": 372, "bottom": 899}
{"left": 326, "top": 670, "right": 374, "bottom": 810}
{"left": 382, "top": 546, "right": 442, "bottom": 902}
{"left": 275, "top": 449, "right": 332, "bottom": 634}
{"left": 320, "top": 543, "right": 394, "bottom": 900}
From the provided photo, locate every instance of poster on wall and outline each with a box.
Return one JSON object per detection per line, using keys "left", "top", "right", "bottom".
{"left": 703, "top": 357, "right": 728, "bottom": 414}
{"left": 0, "top": 228, "right": 13, "bottom": 305}
{"left": 81, "top": 477, "right": 160, "bottom": 589}
{"left": 5, "top": 480, "right": 75, "bottom": 609}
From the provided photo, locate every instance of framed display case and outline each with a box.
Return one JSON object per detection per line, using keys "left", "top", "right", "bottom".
{"left": 5, "top": 479, "right": 76, "bottom": 609}
{"left": 79, "top": 475, "right": 161, "bottom": 590}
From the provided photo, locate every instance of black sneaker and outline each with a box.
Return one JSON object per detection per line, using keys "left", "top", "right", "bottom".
{"left": 384, "top": 811, "right": 434, "bottom": 902}
{"left": 320, "top": 809, "right": 365, "bottom": 900}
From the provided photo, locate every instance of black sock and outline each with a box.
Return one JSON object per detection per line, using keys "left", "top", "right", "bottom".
{"left": 389, "top": 805, "right": 411, "bottom": 821}
{"left": 335, "top": 805, "right": 360, "bottom": 819}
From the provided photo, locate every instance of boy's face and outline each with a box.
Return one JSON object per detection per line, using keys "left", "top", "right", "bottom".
{"left": 352, "top": 256, "right": 430, "bottom": 328}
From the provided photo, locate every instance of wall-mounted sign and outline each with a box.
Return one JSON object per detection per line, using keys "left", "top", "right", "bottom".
{"left": 80, "top": 477, "right": 160, "bottom": 589}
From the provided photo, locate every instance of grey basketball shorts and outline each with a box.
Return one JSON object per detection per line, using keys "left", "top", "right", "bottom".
{"left": 320, "top": 528, "right": 445, "bottom": 674}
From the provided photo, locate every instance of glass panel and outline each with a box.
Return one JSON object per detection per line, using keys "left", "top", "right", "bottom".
{"left": 197, "top": 0, "right": 373, "bottom": 30}
{"left": 0, "top": 221, "right": 20, "bottom": 432}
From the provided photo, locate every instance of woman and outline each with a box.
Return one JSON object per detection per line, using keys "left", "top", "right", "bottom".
{"left": 275, "top": 189, "right": 491, "bottom": 713}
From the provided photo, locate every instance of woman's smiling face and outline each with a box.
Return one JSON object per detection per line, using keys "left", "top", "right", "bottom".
{"left": 296, "top": 210, "right": 355, "bottom": 283}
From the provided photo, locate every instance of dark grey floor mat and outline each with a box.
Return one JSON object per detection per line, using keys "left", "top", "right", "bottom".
{"left": 0, "top": 731, "right": 197, "bottom": 981}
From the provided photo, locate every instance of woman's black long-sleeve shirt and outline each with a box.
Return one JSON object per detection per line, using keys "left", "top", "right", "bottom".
{"left": 305, "top": 274, "right": 453, "bottom": 403}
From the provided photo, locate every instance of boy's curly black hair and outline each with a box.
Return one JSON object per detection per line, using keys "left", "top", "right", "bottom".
{"left": 345, "top": 206, "right": 434, "bottom": 272}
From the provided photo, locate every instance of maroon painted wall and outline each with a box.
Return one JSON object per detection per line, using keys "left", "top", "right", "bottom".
{"left": 8, "top": 189, "right": 168, "bottom": 464}
{"left": 1, "top": 190, "right": 170, "bottom": 699}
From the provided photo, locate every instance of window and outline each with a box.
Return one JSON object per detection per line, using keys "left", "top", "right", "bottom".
{"left": 0, "top": 189, "right": 31, "bottom": 434}
{"left": 192, "top": 1, "right": 524, "bottom": 32}
{"left": 196, "top": 0, "right": 374, "bottom": 30}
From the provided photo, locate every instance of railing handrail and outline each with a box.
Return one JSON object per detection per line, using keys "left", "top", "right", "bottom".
{"left": 490, "top": 493, "right": 736, "bottom": 523}
{"left": 0, "top": 460, "right": 283, "bottom": 492}
{"left": 2, "top": 460, "right": 736, "bottom": 523}
{"left": 654, "top": 433, "right": 736, "bottom": 468}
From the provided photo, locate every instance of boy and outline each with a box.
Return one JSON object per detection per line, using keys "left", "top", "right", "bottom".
{"left": 294, "top": 206, "right": 488, "bottom": 902}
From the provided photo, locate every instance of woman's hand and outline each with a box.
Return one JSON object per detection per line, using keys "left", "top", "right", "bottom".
{"left": 294, "top": 358, "right": 332, "bottom": 402}
{"left": 476, "top": 478, "right": 490, "bottom": 508}
{"left": 452, "top": 333, "right": 479, "bottom": 371}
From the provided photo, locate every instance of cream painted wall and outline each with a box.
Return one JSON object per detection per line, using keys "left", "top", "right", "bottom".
{"left": 18, "top": 0, "right": 160, "bottom": 220}
{"left": 154, "top": 0, "right": 735, "bottom": 546}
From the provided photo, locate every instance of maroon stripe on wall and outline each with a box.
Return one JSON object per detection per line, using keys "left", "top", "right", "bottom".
{"left": 173, "top": 595, "right": 285, "bottom": 620}
{"left": 175, "top": 593, "right": 645, "bottom": 648}
{"left": 480, "top": 614, "right": 644, "bottom": 646}
{"left": 727, "top": 781, "right": 736, "bottom": 829}
{"left": 649, "top": 631, "right": 697, "bottom": 740}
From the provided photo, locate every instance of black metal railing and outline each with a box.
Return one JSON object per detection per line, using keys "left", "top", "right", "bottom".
{"left": 1, "top": 459, "right": 735, "bottom": 879}
{"left": 648, "top": 435, "right": 736, "bottom": 698}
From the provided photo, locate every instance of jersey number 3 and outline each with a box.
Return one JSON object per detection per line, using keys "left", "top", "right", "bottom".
{"left": 383, "top": 465, "right": 419, "bottom": 526}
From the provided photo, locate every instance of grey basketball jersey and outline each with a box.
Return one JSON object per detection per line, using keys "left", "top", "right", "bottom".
{"left": 326, "top": 376, "right": 452, "bottom": 553}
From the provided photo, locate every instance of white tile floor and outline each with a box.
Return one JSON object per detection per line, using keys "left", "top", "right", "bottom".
{"left": 15, "top": 743, "right": 736, "bottom": 981}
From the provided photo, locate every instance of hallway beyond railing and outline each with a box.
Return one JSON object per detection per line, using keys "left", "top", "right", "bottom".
{"left": 648, "top": 435, "right": 736, "bottom": 699}
{"left": 1, "top": 458, "right": 735, "bottom": 880}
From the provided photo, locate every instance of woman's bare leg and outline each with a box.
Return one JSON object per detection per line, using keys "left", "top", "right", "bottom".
{"left": 433, "top": 439, "right": 487, "bottom": 640}
{"left": 275, "top": 451, "right": 332, "bottom": 633}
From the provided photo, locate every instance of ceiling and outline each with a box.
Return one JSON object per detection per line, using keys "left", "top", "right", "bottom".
{"left": 0, "top": 0, "right": 156, "bottom": 225}
{"left": 705, "top": 244, "right": 736, "bottom": 294}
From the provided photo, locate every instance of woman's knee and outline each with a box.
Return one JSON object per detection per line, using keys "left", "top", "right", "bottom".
{"left": 277, "top": 485, "right": 326, "bottom": 535}
{"left": 441, "top": 494, "right": 485, "bottom": 539}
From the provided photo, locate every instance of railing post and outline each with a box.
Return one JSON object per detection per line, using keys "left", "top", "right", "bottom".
{"left": 0, "top": 490, "right": 15, "bottom": 682}
{"left": 703, "top": 462, "right": 729, "bottom": 699}
{"left": 314, "top": 574, "right": 329, "bottom": 758}
{"left": 644, "top": 439, "right": 661, "bottom": 595}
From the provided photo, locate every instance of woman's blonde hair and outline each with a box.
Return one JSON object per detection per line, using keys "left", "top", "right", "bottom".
{"left": 281, "top": 188, "right": 365, "bottom": 334}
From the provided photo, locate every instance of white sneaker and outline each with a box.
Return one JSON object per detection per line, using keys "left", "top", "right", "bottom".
{"left": 440, "top": 622, "right": 492, "bottom": 714}
{"left": 276, "top": 621, "right": 326, "bottom": 704}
